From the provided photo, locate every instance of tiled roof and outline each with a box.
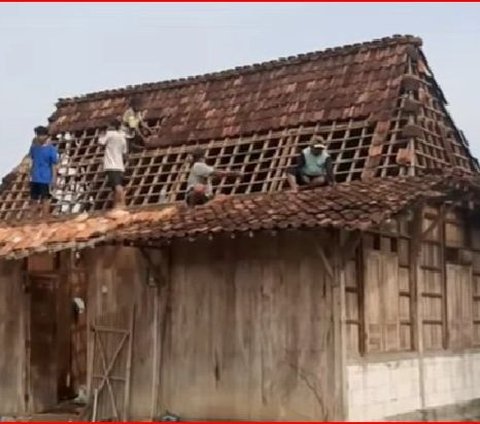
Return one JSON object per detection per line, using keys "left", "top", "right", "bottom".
{"left": 0, "top": 34, "right": 477, "bottom": 222}
{"left": 49, "top": 35, "right": 421, "bottom": 145}
{"left": 0, "top": 173, "right": 477, "bottom": 260}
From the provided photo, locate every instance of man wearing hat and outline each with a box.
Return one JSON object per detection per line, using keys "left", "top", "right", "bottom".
{"left": 286, "top": 135, "right": 334, "bottom": 191}
{"left": 185, "top": 147, "right": 243, "bottom": 206}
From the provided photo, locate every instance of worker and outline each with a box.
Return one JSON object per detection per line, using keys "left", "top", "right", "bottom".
{"left": 286, "top": 136, "right": 334, "bottom": 191}
{"left": 186, "top": 147, "right": 242, "bottom": 206}
{"left": 99, "top": 119, "right": 128, "bottom": 209}
{"left": 29, "top": 125, "right": 59, "bottom": 217}
{"left": 122, "top": 98, "right": 151, "bottom": 143}
{"left": 122, "top": 98, "right": 142, "bottom": 132}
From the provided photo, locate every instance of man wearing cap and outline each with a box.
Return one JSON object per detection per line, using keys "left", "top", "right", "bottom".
{"left": 185, "top": 147, "right": 242, "bottom": 206}
{"left": 287, "top": 136, "right": 334, "bottom": 191}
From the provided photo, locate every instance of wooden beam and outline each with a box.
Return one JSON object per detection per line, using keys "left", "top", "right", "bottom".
{"left": 421, "top": 201, "right": 456, "bottom": 240}
{"left": 439, "top": 203, "right": 448, "bottom": 350}
{"left": 123, "top": 305, "right": 135, "bottom": 421}
{"left": 410, "top": 205, "right": 422, "bottom": 349}
{"left": 140, "top": 247, "right": 168, "bottom": 288}
{"left": 332, "top": 232, "right": 348, "bottom": 420}
{"left": 150, "top": 285, "right": 160, "bottom": 420}
{"left": 314, "top": 241, "right": 334, "bottom": 279}
{"left": 339, "top": 230, "right": 362, "bottom": 268}
{"left": 410, "top": 205, "right": 426, "bottom": 411}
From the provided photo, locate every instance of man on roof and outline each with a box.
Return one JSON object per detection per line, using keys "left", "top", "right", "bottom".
{"left": 29, "top": 125, "right": 59, "bottom": 217}
{"left": 286, "top": 136, "right": 335, "bottom": 192}
{"left": 122, "top": 98, "right": 151, "bottom": 146}
{"left": 186, "top": 147, "right": 243, "bottom": 206}
{"left": 99, "top": 119, "right": 128, "bottom": 209}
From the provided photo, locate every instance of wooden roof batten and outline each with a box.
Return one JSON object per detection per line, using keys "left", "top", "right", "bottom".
{"left": 0, "top": 34, "right": 477, "bottom": 224}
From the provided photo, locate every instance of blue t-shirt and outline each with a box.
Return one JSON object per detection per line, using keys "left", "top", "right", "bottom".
{"left": 30, "top": 143, "right": 59, "bottom": 184}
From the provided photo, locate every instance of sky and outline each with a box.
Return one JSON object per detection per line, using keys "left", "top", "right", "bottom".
{"left": 0, "top": 3, "right": 479, "bottom": 175}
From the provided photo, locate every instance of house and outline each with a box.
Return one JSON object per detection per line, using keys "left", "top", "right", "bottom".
{"left": 0, "top": 34, "right": 479, "bottom": 421}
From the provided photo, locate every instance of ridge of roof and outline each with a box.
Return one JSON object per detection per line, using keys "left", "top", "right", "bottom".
{"left": 56, "top": 34, "right": 422, "bottom": 106}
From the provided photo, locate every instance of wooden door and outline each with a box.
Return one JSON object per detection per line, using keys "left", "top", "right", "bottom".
{"left": 89, "top": 306, "right": 135, "bottom": 421}
{"left": 29, "top": 275, "right": 59, "bottom": 412}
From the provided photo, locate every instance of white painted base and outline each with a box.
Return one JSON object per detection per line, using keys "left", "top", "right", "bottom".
{"left": 347, "top": 352, "right": 480, "bottom": 421}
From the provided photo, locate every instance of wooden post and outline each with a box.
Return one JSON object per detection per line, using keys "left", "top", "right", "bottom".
{"left": 22, "top": 258, "right": 32, "bottom": 414}
{"left": 150, "top": 285, "right": 160, "bottom": 420}
{"left": 332, "top": 230, "right": 348, "bottom": 421}
{"left": 410, "top": 205, "right": 426, "bottom": 411}
{"left": 123, "top": 305, "right": 135, "bottom": 421}
{"left": 408, "top": 138, "right": 416, "bottom": 177}
{"left": 92, "top": 388, "right": 99, "bottom": 422}
{"left": 439, "top": 204, "right": 449, "bottom": 349}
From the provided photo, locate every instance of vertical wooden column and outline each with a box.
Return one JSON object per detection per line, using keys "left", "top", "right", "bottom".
{"left": 140, "top": 246, "right": 171, "bottom": 420}
{"left": 332, "top": 231, "right": 348, "bottom": 421}
{"left": 438, "top": 204, "right": 449, "bottom": 349}
{"left": 22, "top": 258, "right": 32, "bottom": 413}
{"left": 150, "top": 283, "right": 160, "bottom": 420}
{"left": 410, "top": 206, "right": 426, "bottom": 411}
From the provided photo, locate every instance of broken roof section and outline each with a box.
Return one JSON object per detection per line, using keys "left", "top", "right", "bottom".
{"left": 0, "top": 172, "right": 479, "bottom": 260}
{"left": 0, "top": 34, "right": 478, "bottom": 220}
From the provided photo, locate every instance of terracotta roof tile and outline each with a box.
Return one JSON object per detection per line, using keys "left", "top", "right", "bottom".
{"left": 49, "top": 35, "right": 421, "bottom": 145}
{"left": 0, "top": 173, "right": 477, "bottom": 260}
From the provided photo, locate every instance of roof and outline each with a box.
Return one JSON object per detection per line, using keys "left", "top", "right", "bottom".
{"left": 0, "top": 34, "right": 477, "bottom": 222}
{"left": 50, "top": 34, "right": 421, "bottom": 144}
{"left": 0, "top": 172, "right": 478, "bottom": 260}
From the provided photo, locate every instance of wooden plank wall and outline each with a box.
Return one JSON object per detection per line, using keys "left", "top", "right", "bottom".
{"left": 472, "top": 224, "right": 480, "bottom": 345}
{"left": 420, "top": 206, "right": 445, "bottom": 350}
{"left": 68, "top": 251, "right": 88, "bottom": 397}
{"left": 346, "top": 219, "right": 413, "bottom": 357}
{"left": 85, "top": 231, "right": 338, "bottom": 421}
{"left": 420, "top": 206, "right": 475, "bottom": 351}
{"left": 86, "top": 245, "right": 154, "bottom": 420}
{"left": 0, "top": 259, "right": 26, "bottom": 414}
{"left": 346, "top": 203, "right": 480, "bottom": 357}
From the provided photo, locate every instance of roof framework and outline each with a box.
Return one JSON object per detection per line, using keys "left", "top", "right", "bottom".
{"left": 0, "top": 35, "right": 477, "bottom": 221}
{"left": 0, "top": 119, "right": 377, "bottom": 219}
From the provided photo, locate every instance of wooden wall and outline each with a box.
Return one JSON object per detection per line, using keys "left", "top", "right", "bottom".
{"left": 0, "top": 259, "right": 26, "bottom": 415}
{"left": 345, "top": 203, "right": 480, "bottom": 358}
{"left": 86, "top": 245, "right": 154, "bottom": 420}
{"left": 86, "top": 231, "right": 338, "bottom": 421}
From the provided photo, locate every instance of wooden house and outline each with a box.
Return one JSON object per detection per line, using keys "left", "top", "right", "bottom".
{"left": 0, "top": 34, "right": 479, "bottom": 421}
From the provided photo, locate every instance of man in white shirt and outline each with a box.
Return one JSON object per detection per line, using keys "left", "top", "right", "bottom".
{"left": 186, "top": 147, "right": 242, "bottom": 206}
{"left": 99, "top": 119, "right": 128, "bottom": 209}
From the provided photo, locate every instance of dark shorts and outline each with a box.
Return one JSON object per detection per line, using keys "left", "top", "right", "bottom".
{"left": 106, "top": 171, "right": 124, "bottom": 190}
{"left": 185, "top": 187, "right": 212, "bottom": 206}
{"left": 292, "top": 170, "right": 325, "bottom": 186}
{"left": 30, "top": 182, "right": 51, "bottom": 201}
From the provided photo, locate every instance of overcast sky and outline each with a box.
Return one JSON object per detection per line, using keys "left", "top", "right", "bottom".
{"left": 0, "top": 3, "right": 479, "bottom": 175}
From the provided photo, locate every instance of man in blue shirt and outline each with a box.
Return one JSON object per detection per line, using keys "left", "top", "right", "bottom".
{"left": 286, "top": 136, "right": 335, "bottom": 191}
{"left": 29, "top": 126, "right": 59, "bottom": 217}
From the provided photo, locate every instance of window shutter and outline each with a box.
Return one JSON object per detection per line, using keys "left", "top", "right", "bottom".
{"left": 446, "top": 264, "right": 473, "bottom": 349}
{"left": 364, "top": 251, "right": 400, "bottom": 352}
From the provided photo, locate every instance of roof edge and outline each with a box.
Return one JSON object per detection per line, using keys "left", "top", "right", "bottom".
{"left": 56, "top": 34, "right": 422, "bottom": 107}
